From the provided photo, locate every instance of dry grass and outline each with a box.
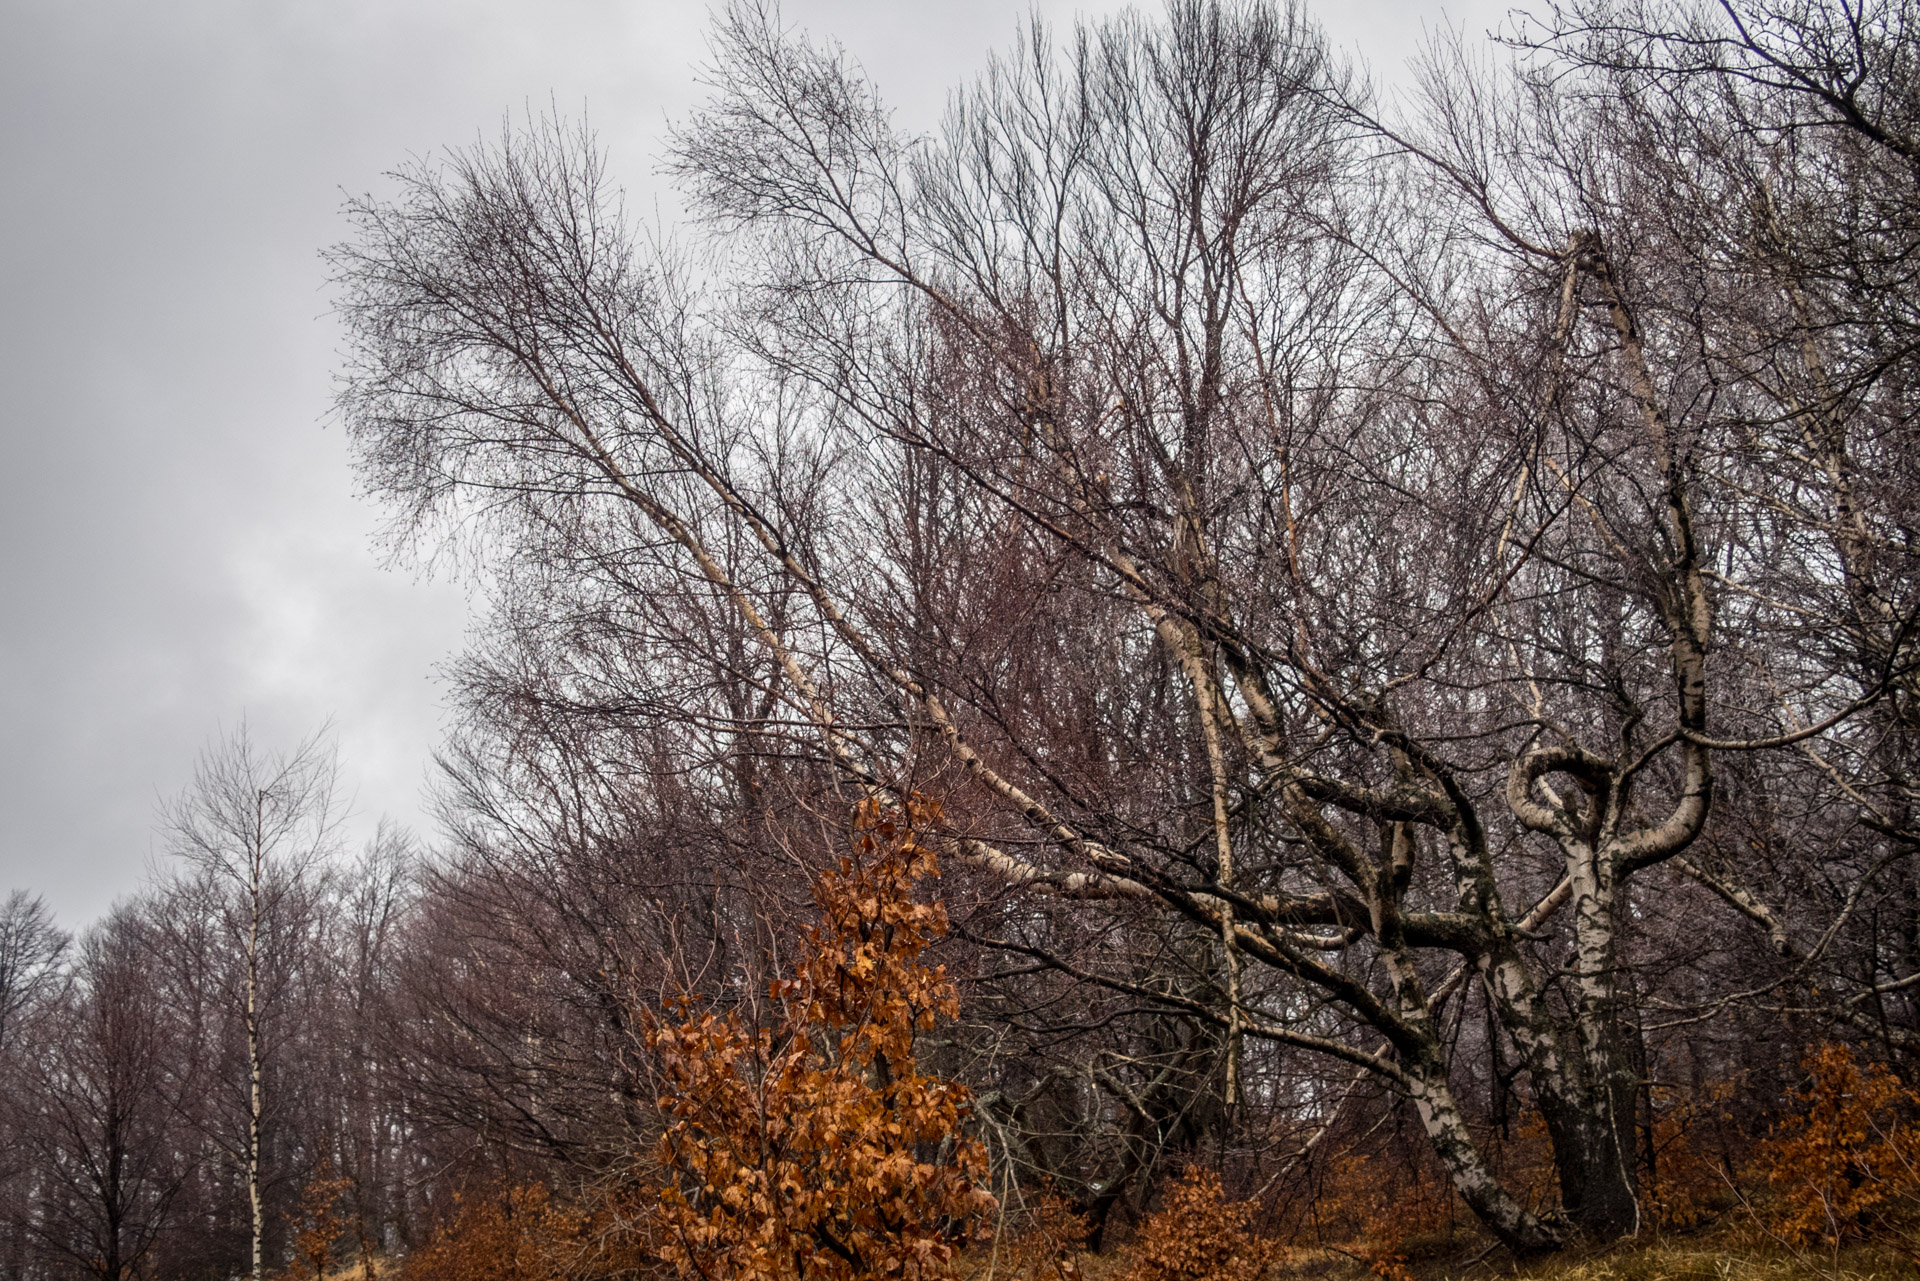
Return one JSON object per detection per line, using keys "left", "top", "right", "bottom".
{"left": 344, "top": 1228, "right": 1919, "bottom": 1281}
{"left": 1438, "top": 1239, "right": 1915, "bottom": 1280}
{"left": 961, "top": 1234, "right": 1918, "bottom": 1281}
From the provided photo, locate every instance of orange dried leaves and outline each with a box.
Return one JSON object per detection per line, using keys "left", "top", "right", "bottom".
{"left": 285, "top": 1160, "right": 355, "bottom": 1281}
{"left": 400, "top": 1184, "right": 587, "bottom": 1281}
{"left": 994, "top": 1193, "right": 1088, "bottom": 1281}
{"left": 1759, "top": 1043, "right": 1920, "bottom": 1249}
{"left": 647, "top": 799, "right": 995, "bottom": 1281}
{"left": 1121, "top": 1170, "right": 1273, "bottom": 1281}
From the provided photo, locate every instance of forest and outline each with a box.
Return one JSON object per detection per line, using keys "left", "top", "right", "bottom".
{"left": 3, "top": 0, "right": 1919, "bottom": 1276}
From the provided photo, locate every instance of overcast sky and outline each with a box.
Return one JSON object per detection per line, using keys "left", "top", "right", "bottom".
{"left": 0, "top": 0, "right": 1509, "bottom": 929}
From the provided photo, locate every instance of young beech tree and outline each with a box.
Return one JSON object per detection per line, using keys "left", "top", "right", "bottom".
{"left": 646, "top": 799, "right": 995, "bottom": 1281}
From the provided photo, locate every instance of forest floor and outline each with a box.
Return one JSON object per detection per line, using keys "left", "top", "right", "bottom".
{"left": 1390, "top": 1240, "right": 1912, "bottom": 1279}
{"left": 969, "top": 1235, "right": 1920, "bottom": 1281}
{"left": 1295, "top": 1238, "right": 1911, "bottom": 1280}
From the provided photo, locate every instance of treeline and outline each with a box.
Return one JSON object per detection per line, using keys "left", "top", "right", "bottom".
{"left": 5, "top": 766, "right": 1918, "bottom": 1281}
{"left": 0, "top": 736, "right": 419, "bottom": 1281}
{"left": 9, "top": 0, "right": 1920, "bottom": 1273}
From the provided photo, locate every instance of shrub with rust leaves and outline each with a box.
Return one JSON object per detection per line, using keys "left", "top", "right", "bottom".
{"left": 1640, "top": 1080, "right": 1743, "bottom": 1233}
{"left": 400, "top": 1184, "right": 588, "bottom": 1281}
{"left": 1303, "top": 1146, "right": 1455, "bottom": 1254}
{"left": 1757, "top": 1043, "right": 1920, "bottom": 1254}
{"left": 992, "top": 1193, "right": 1088, "bottom": 1281}
{"left": 1119, "top": 1169, "right": 1274, "bottom": 1281}
{"left": 283, "top": 1159, "right": 355, "bottom": 1281}
{"left": 646, "top": 798, "right": 996, "bottom": 1281}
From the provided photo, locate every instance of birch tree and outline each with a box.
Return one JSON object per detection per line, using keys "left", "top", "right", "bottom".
{"left": 165, "top": 726, "right": 339, "bottom": 1281}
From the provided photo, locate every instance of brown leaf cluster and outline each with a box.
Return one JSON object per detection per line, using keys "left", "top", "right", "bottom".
{"left": 645, "top": 798, "right": 996, "bottom": 1281}
{"left": 400, "top": 1185, "right": 588, "bottom": 1281}
{"left": 1758, "top": 1044, "right": 1920, "bottom": 1252}
{"left": 1118, "top": 1170, "right": 1275, "bottom": 1281}
{"left": 284, "top": 1160, "right": 357, "bottom": 1281}
{"left": 991, "top": 1194, "right": 1088, "bottom": 1281}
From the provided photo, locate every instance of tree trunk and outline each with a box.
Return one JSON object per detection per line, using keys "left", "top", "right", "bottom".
{"left": 248, "top": 810, "right": 265, "bottom": 1281}
{"left": 1535, "top": 1074, "right": 1641, "bottom": 1240}
{"left": 1481, "top": 892, "right": 1644, "bottom": 1244}
{"left": 248, "top": 988, "right": 263, "bottom": 1281}
{"left": 1553, "top": 843, "right": 1644, "bottom": 1240}
{"left": 1404, "top": 1063, "right": 1563, "bottom": 1254}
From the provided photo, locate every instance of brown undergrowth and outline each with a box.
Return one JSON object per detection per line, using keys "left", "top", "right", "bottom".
{"left": 294, "top": 1048, "right": 1920, "bottom": 1281}
{"left": 950, "top": 1042, "right": 1919, "bottom": 1281}
{"left": 278, "top": 798, "right": 1881, "bottom": 1281}
{"left": 280, "top": 838, "right": 1918, "bottom": 1281}
{"left": 286, "top": 1037, "right": 1920, "bottom": 1281}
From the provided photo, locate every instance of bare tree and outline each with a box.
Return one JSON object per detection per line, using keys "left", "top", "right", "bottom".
{"left": 0, "top": 892, "right": 69, "bottom": 1281}
{"left": 0, "top": 892, "right": 66, "bottom": 1055}
{"left": 389, "top": 697, "right": 801, "bottom": 1172}
{"left": 1513, "top": 0, "right": 1920, "bottom": 1046}
{"left": 13, "top": 910, "right": 193, "bottom": 1281}
{"left": 165, "top": 725, "right": 340, "bottom": 1281}
{"left": 323, "top": 825, "right": 414, "bottom": 1266}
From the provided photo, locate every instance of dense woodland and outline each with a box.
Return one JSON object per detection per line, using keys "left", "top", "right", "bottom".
{"left": 5, "top": 0, "right": 1920, "bottom": 1276}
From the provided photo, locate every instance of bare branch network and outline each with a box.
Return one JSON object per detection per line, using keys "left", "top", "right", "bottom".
{"left": 4, "top": 0, "right": 1920, "bottom": 1275}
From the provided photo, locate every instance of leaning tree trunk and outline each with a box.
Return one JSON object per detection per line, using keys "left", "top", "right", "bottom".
{"left": 1403, "top": 1058, "right": 1566, "bottom": 1253}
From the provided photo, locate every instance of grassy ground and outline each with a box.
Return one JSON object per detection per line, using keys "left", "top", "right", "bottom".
{"left": 1401, "top": 1239, "right": 1915, "bottom": 1279}
{"left": 966, "top": 1235, "right": 1918, "bottom": 1281}
{"left": 1293, "top": 1238, "right": 1912, "bottom": 1280}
